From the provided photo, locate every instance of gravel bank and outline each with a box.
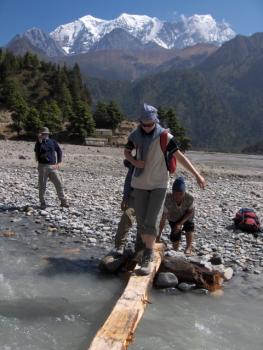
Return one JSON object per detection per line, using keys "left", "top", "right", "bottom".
{"left": 0, "top": 140, "right": 262, "bottom": 276}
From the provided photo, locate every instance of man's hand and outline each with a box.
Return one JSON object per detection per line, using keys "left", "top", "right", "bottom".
{"left": 173, "top": 223, "right": 182, "bottom": 232}
{"left": 196, "top": 174, "right": 206, "bottom": 189}
{"left": 38, "top": 133, "right": 43, "bottom": 142}
{"left": 52, "top": 163, "right": 61, "bottom": 170}
{"left": 134, "top": 160, "right": 145, "bottom": 169}
{"left": 121, "top": 199, "right": 129, "bottom": 211}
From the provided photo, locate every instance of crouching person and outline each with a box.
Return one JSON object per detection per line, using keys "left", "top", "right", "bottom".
{"left": 158, "top": 177, "right": 195, "bottom": 256}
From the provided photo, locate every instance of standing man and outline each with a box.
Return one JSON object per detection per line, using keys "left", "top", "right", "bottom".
{"left": 124, "top": 103, "right": 205, "bottom": 275}
{"left": 34, "top": 127, "right": 69, "bottom": 209}
{"left": 158, "top": 177, "right": 195, "bottom": 256}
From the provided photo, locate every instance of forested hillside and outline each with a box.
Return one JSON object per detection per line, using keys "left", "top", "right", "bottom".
{"left": 0, "top": 50, "right": 190, "bottom": 149}
{"left": 0, "top": 49, "right": 95, "bottom": 141}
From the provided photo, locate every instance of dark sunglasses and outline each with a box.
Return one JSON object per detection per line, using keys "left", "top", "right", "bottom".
{"left": 140, "top": 121, "right": 155, "bottom": 128}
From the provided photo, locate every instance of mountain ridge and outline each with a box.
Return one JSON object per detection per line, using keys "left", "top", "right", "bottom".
{"left": 5, "top": 13, "right": 235, "bottom": 56}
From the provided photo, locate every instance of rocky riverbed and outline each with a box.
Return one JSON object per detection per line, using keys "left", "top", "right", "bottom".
{"left": 0, "top": 140, "right": 263, "bottom": 278}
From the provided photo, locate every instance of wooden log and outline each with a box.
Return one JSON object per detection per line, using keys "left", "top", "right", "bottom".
{"left": 88, "top": 243, "right": 164, "bottom": 350}
{"left": 159, "top": 256, "right": 224, "bottom": 292}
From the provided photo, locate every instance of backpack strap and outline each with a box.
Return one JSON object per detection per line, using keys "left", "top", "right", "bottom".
{"left": 160, "top": 130, "right": 168, "bottom": 153}
{"left": 160, "top": 130, "right": 177, "bottom": 173}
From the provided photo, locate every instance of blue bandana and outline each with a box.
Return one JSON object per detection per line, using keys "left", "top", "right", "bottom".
{"left": 140, "top": 103, "right": 159, "bottom": 123}
{"left": 172, "top": 177, "right": 186, "bottom": 192}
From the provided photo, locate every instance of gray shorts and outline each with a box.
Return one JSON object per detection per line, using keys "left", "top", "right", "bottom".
{"left": 133, "top": 188, "right": 167, "bottom": 236}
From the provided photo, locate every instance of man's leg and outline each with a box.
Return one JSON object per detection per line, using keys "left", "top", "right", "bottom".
{"left": 48, "top": 167, "right": 68, "bottom": 206}
{"left": 133, "top": 188, "right": 149, "bottom": 238}
{"left": 185, "top": 231, "right": 194, "bottom": 255}
{"left": 114, "top": 207, "right": 135, "bottom": 251}
{"left": 133, "top": 188, "right": 149, "bottom": 262}
{"left": 183, "top": 220, "right": 195, "bottom": 256}
{"left": 169, "top": 221, "right": 182, "bottom": 251}
{"left": 139, "top": 188, "right": 167, "bottom": 275}
{"left": 38, "top": 164, "right": 48, "bottom": 208}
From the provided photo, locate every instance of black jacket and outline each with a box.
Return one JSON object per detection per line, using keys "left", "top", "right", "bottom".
{"left": 34, "top": 138, "right": 62, "bottom": 165}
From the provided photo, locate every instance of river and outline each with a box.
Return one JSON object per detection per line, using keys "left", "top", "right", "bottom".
{"left": 1, "top": 213, "right": 263, "bottom": 350}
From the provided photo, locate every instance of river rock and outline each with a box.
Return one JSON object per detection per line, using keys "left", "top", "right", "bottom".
{"left": 155, "top": 272, "right": 178, "bottom": 288}
{"left": 177, "top": 282, "right": 196, "bottom": 292}
{"left": 99, "top": 252, "right": 126, "bottom": 273}
{"left": 223, "top": 267, "right": 234, "bottom": 280}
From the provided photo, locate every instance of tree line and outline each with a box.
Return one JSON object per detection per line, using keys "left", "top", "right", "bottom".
{"left": 0, "top": 50, "right": 190, "bottom": 149}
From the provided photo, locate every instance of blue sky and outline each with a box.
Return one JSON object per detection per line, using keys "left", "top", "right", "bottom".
{"left": 0, "top": 0, "right": 262, "bottom": 46}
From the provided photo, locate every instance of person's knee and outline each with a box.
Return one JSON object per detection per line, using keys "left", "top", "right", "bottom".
{"left": 143, "top": 224, "right": 158, "bottom": 237}
{"left": 170, "top": 229, "right": 182, "bottom": 242}
{"left": 183, "top": 221, "right": 195, "bottom": 232}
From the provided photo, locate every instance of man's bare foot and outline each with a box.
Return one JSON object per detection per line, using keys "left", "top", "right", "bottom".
{"left": 184, "top": 247, "right": 194, "bottom": 256}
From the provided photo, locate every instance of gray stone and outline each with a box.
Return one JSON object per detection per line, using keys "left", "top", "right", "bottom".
{"left": 191, "top": 288, "right": 209, "bottom": 295}
{"left": 177, "top": 282, "right": 196, "bottom": 292}
{"left": 209, "top": 254, "right": 224, "bottom": 265}
{"left": 155, "top": 272, "right": 178, "bottom": 288}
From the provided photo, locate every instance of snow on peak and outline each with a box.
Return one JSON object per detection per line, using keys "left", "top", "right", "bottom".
{"left": 49, "top": 13, "right": 236, "bottom": 55}
{"left": 176, "top": 13, "right": 236, "bottom": 47}
{"left": 116, "top": 13, "right": 156, "bottom": 26}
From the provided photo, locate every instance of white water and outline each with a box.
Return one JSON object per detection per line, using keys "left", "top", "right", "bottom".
{"left": 1, "top": 229, "right": 263, "bottom": 350}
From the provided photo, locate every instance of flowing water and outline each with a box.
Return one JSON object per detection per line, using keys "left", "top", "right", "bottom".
{"left": 0, "top": 214, "right": 263, "bottom": 350}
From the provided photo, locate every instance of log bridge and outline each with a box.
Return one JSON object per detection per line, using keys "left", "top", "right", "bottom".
{"left": 88, "top": 243, "right": 165, "bottom": 350}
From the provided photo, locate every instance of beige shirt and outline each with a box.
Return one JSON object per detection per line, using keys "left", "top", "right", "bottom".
{"left": 131, "top": 134, "right": 173, "bottom": 190}
{"left": 164, "top": 192, "right": 194, "bottom": 222}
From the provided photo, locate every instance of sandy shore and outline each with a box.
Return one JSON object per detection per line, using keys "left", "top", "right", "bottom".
{"left": 0, "top": 140, "right": 262, "bottom": 276}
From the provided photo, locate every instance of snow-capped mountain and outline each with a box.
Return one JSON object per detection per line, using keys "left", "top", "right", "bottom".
{"left": 50, "top": 13, "right": 236, "bottom": 55}
{"left": 15, "top": 28, "right": 65, "bottom": 57}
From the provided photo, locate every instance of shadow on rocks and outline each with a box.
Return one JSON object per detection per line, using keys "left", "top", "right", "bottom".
{"left": 0, "top": 204, "right": 38, "bottom": 212}
{"left": 40, "top": 257, "right": 101, "bottom": 276}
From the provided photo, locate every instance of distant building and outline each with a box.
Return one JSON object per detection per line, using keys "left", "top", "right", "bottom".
{"left": 86, "top": 121, "right": 137, "bottom": 147}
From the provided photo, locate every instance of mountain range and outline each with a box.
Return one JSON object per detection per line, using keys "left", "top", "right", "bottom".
{"left": 6, "top": 13, "right": 235, "bottom": 56}
{"left": 87, "top": 33, "right": 263, "bottom": 152}
{"left": 2, "top": 13, "right": 263, "bottom": 153}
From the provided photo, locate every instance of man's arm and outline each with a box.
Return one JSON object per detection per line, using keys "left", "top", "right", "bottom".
{"left": 175, "top": 208, "right": 195, "bottom": 228}
{"left": 175, "top": 150, "right": 205, "bottom": 189}
{"left": 124, "top": 140, "right": 145, "bottom": 169}
{"left": 54, "top": 140, "right": 62, "bottom": 165}
{"left": 121, "top": 167, "right": 133, "bottom": 211}
{"left": 34, "top": 142, "right": 40, "bottom": 162}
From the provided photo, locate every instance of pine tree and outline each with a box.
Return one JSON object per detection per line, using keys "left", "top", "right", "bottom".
{"left": 39, "top": 100, "right": 63, "bottom": 133}
{"left": 57, "top": 83, "right": 73, "bottom": 122}
{"left": 69, "top": 100, "right": 95, "bottom": 141}
{"left": 107, "top": 101, "right": 124, "bottom": 129}
{"left": 93, "top": 101, "right": 124, "bottom": 129}
{"left": 93, "top": 101, "right": 110, "bottom": 128}
{"left": 23, "top": 107, "right": 42, "bottom": 138}
{"left": 158, "top": 107, "right": 191, "bottom": 151}
{"left": 2, "top": 77, "right": 29, "bottom": 135}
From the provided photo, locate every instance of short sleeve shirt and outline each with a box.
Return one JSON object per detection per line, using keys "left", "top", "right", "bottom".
{"left": 164, "top": 192, "right": 194, "bottom": 222}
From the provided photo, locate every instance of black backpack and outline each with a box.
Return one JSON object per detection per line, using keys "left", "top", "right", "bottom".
{"left": 233, "top": 208, "right": 260, "bottom": 232}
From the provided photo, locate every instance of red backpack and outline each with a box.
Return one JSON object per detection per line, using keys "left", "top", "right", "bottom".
{"left": 160, "top": 130, "right": 177, "bottom": 174}
{"left": 233, "top": 208, "right": 260, "bottom": 232}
